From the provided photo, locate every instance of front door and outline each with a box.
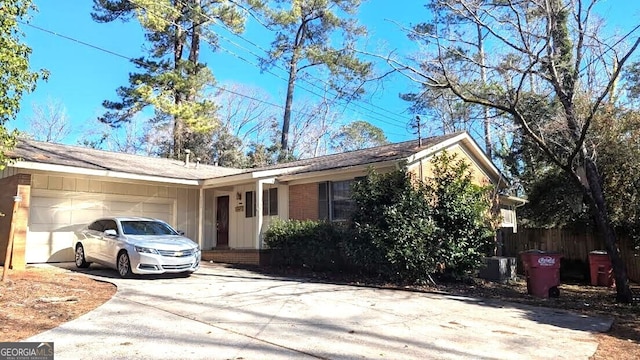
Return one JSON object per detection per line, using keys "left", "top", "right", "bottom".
{"left": 216, "top": 196, "right": 230, "bottom": 248}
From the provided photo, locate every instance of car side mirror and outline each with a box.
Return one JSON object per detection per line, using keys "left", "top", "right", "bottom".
{"left": 104, "top": 229, "right": 118, "bottom": 236}
{"left": 177, "top": 230, "right": 185, "bottom": 236}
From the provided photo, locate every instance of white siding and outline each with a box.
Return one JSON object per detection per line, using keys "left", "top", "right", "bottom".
{"left": 228, "top": 185, "right": 254, "bottom": 249}
{"left": 217, "top": 183, "right": 289, "bottom": 250}
{"left": 203, "top": 189, "right": 216, "bottom": 249}
{"left": 176, "top": 187, "right": 199, "bottom": 238}
{"left": 27, "top": 190, "right": 175, "bottom": 263}
{"left": 23, "top": 171, "right": 193, "bottom": 263}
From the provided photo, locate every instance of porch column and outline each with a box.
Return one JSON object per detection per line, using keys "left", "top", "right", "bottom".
{"left": 255, "top": 178, "right": 275, "bottom": 249}
{"left": 197, "top": 188, "right": 204, "bottom": 247}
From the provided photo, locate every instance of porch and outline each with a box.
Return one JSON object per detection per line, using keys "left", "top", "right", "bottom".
{"left": 201, "top": 249, "right": 272, "bottom": 266}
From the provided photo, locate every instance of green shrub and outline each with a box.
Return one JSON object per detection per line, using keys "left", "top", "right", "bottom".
{"left": 345, "top": 166, "right": 439, "bottom": 283}
{"left": 346, "top": 152, "right": 497, "bottom": 283}
{"left": 265, "top": 152, "right": 497, "bottom": 283}
{"left": 425, "top": 151, "right": 497, "bottom": 278}
{"left": 264, "top": 218, "right": 346, "bottom": 271}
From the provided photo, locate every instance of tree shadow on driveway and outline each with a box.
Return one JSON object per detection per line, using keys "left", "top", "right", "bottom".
{"left": 40, "top": 261, "right": 621, "bottom": 359}
{"left": 227, "top": 263, "right": 617, "bottom": 334}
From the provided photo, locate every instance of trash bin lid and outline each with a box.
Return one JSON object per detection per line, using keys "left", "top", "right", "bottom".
{"left": 520, "top": 249, "right": 544, "bottom": 254}
{"left": 520, "top": 250, "right": 561, "bottom": 255}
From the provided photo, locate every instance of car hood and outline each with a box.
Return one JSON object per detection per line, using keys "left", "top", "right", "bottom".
{"left": 123, "top": 235, "right": 198, "bottom": 250}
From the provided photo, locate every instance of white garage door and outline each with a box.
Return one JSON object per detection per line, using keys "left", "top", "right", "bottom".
{"left": 26, "top": 191, "right": 174, "bottom": 263}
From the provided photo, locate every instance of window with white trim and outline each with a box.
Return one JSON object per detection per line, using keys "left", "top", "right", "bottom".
{"left": 318, "top": 180, "right": 356, "bottom": 221}
{"left": 262, "top": 188, "right": 278, "bottom": 216}
{"left": 245, "top": 191, "right": 256, "bottom": 218}
{"left": 245, "top": 188, "right": 278, "bottom": 217}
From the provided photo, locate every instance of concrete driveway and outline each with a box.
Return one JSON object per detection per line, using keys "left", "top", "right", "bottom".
{"left": 27, "top": 263, "right": 612, "bottom": 360}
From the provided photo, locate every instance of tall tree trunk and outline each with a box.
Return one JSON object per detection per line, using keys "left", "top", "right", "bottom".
{"left": 280, "top": 19, "right": 310, "bottom": 161}
{"left": 172, "top": 0, "right": 185, "bottom": 158}
{"left": 189, "top": 0, "right": 200, "bottom": 68}
{"left": 281, "top": 47, "right": 301, "bottom": 160}
{"left": 477, "top": 23, "right": 492, "bottom": 158}
{"left": 558, "top": 105, "right": 633, "bottom": 303}
{"left": 546, "top": 1, "right": 632, "bottom": 302}
{"left": 561, "top": 87, "right": 632, "bottom": 303}
{"left": 608, "top": 57, "right": 619, "bottom": 104}
{"left": 584, "top": 157, "right": 633, "bottom": 303}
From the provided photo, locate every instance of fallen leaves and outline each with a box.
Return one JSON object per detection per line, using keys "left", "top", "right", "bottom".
{"left": 0, "top": 266, "right": 116, "bottom": 342}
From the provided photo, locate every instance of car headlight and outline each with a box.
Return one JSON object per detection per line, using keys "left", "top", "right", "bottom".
{"left": 135, "top": 246, "right": 159, "bottom": 254}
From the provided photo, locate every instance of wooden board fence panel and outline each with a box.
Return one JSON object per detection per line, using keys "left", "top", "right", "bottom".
{"left": 620, "top": 237, "right": 640, "bottom": 284}
{"left": 502, "top": 228, "right": 640, "bottom": 283}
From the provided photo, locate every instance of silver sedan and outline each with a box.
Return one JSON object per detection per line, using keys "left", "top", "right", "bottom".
{"left": 74, "top": 217, "right": 201, "bottom": 278}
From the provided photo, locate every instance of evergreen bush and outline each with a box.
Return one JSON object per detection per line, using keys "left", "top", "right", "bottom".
{"left": 264, "top": 218, "right": 346, "bottom": 271}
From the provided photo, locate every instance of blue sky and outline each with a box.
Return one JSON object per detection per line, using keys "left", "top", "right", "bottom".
{"left": 11, "top": 0, "right": 639, "bottom": 146}
{"left": 13, "top": 0, "right": 427, "bottom": 145}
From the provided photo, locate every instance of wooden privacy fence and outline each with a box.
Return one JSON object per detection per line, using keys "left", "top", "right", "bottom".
{"left": 501, "top": 228, "right": 640, "bottom": 283}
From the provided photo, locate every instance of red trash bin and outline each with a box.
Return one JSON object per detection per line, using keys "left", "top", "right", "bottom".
{"left": 588, "top": 251, "right": 615, "bottom": 287}
{"left": 520, "top": 250, "right": 540, "bottom": 295}
{"left": 520, "top": 250, "right": 562, "bottom": 298}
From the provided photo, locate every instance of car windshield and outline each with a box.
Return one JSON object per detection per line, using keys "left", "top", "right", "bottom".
{"left": 121, "top": 221, "right": 179, "bottom": 236}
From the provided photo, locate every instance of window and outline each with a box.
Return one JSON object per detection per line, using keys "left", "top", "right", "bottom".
{"left": 121, "top": 220, "right": 177, "bottom": 235}
{"left": 245, "top": 191, "right": 255, "bottom": 218}
{"left": 331, "top": 180, "right": 353, "bottom": 221}
{"left": 500, "top": 207, "right": 514, "bottom": 225}
{"left": 102, "top": 220, "right": 117, "bottom": 233}
{"left": 318, "top": 182, "right": 329, "bottom": 220}
{"left": 245, "top": 188, "right": 278, "bottom": 217}
{"left": 88, "top": 220, "right": 118, "bottom": 233}
{"left": 319, "top": 179, "right": 356, "bottom": 221}
{"left": 263, "top": 188, "right": 278, "bottom": 216}
{"left": 88, "top": 221, "right": 102, "bottom": 232}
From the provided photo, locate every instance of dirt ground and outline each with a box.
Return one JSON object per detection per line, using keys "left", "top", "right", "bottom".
{"left": 0, "top": 265, "right": 638, "bottom": 359}
{"left": 0, "top": 266, "right": 115, "bottom": 342}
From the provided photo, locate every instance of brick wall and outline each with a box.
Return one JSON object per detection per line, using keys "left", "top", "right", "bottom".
{"left": 289, "top": 183, "right": 319, "bottom": 220}
{"left": 201, "top": 249, "right": 272, "bottom": 266}
{"left": 0, "top": 174, "right": 31, "bottom": 269}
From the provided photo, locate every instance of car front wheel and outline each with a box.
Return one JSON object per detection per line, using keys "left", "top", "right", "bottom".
{"left": 117, "top": 251, "right": 133, "bottom": 278}
{"left": 75, "top": 244, "right": 90, "bottom": 268}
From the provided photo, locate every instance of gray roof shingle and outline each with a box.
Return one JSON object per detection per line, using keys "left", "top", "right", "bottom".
{"left": 10, "top": 132, "right": 464, "bottom": 181}
{"left": 248, "top": 132, "right": 463, "bottom": 176}
{"left": 10, "top": 139, "right": 243, "bottom": 180}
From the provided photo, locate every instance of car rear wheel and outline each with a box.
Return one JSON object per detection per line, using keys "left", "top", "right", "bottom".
{"left": 75, "top": 244, "right": 90, "bottom": 268}
{"left": 117, "top": 251, "right": 133, "bottom": 278}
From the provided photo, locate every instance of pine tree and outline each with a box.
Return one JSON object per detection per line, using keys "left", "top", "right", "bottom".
{"left": 92, "top": 0, "right": 262, "bottom": 159}
{"left": 260, "top": 0, "right": 371, "bottom": 160}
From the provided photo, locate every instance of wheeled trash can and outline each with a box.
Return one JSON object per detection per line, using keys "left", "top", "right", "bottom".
{"left": 520, "top": 250, "right": 562, "bottom": 298}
